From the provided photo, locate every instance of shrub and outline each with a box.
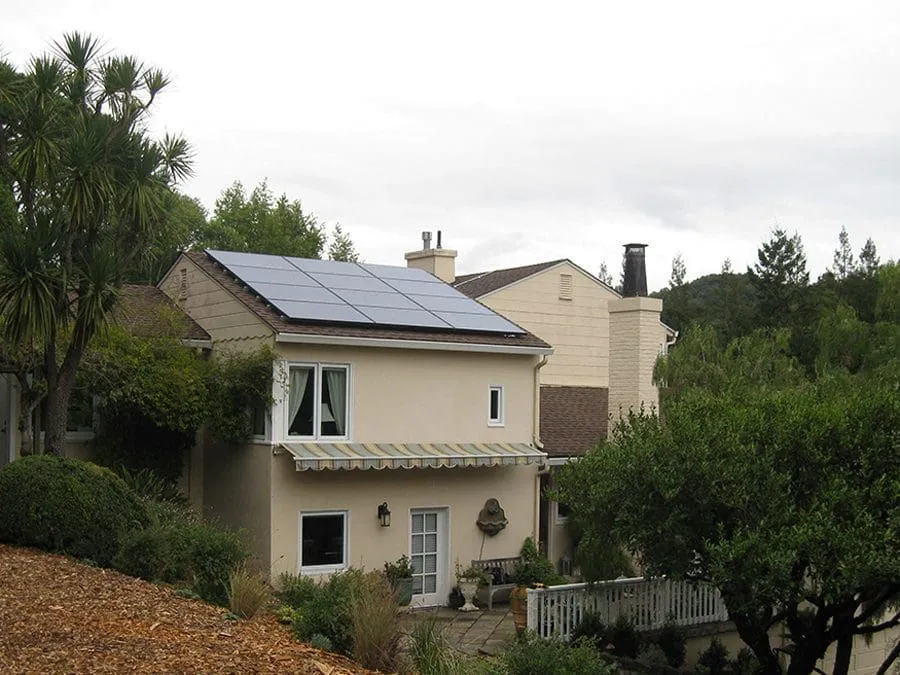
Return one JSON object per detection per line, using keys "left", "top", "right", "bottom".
{"left": 697, "top": 637, "right": 730, "bottom": 675}
{"left": 731, "top": 647, "right": 760, "bottom": 675}
{"left": 276, "top": 572, "right": 318, "bottom": 608}
{"left": 501, "top": 632, "right": 615, "bottom": 675}
{"left": 607, "top": 615, "right": 641, "bottom": 659}
{"left": 116, "top": 467, "right": 188, "bottom": 504}
{"left": 638, "top": 643, "right": 670, "bottom": 669}
{"left": 308, "top": 633, "right": 334, "bottom": 652}
{"left": 113, "top": 501, "right": 249, "bottom": 605}
{"left": 351, "top": 572, "right": 401, "bottom": 671}
{"left": 288, "top": 568, "right": 368, "bottom": 656}
{"left": 0, "top": 455, "right": 148, "bottom": 566}
{"left": 650, "top": 620, "right": 687, "bottom": 668}
{"left": 512, "top": 537, "right": 565, "bottom": 586}
{"left": 571, "top": 611, "right": 606, "bottom": 646}
{"left": 228, "top": 564, "right": 271, "bottom": 619}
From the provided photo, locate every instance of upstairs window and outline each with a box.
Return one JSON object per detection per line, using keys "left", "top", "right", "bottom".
{"left": 488, "top": 385, "right": 504, "bottom": 427}
{"left": 287, "top": 364, "right": 349, "bottom": 439}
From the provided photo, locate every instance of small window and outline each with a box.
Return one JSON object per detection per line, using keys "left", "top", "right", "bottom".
{"left": 287, "top": 364, "right": 349, "bottom": 439}
{"left": 300, "top": 511, "right": 347, "bottom": 572}
{"left": 250, "top": 404, "right": 267, "bottom": 438}
{"left": 555, "top": 501, "right": 571, "bottom": 524}
{"left": 489, "top": 386, "right": 504, "bottom": 426}
{"left": 558, "top": 273, "right": 573, "bottom": 300}
{"left": 66, "top": 390, "right": 96, "bottom": 437}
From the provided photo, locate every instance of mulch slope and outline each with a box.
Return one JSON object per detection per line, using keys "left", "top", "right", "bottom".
{"left": 0, "top": 545, "right": 374, "bottom": 674}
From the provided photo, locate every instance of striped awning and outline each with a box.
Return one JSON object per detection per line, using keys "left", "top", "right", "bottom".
{"left": 279, "top": 441, "right": 547, "bottom": 471}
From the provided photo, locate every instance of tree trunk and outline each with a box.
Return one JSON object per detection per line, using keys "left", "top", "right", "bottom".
{"left": 731, "top": 613, "right": 782, "bottom": 675}
{"left": 44, "top": 364, "right": 77, "bottom": 457}
{"left": 876, "top": 637, "right": 900, "bottom": 675}
{"left": 833, "top": 634, "right": 853, "bottom": 675}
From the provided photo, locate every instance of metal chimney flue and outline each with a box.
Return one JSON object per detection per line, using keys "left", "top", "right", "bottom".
{"left": 436, "top": 230, "right": 443, "bottom": 249}
{"left": 622, "top": 243, "right": 648, "bottom": 297}
{"left": 422, "top": 231, "right": 432, "bottom": 250}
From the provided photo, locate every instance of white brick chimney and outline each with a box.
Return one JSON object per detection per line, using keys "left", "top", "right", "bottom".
{"left": 405, "top": 230, "right": 457, "bottom": 283}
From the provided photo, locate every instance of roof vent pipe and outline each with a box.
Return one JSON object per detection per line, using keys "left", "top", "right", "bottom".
{"left": 422, "top": 231, "right": 432, "bottom": 250}
{"left": 622, "top": 243, "right": 648, "bottom": 297}
{"left": 436, "top": 230, "right": 443, "bottom": 249}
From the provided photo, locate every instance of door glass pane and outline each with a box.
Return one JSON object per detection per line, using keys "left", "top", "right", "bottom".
{"left": 411, "top": 554, "right": 423, "bottom": 574}
{"left": 425, "top": 554, "right": 437, "bottom": 574}
{"left": 412, "top": 514, "right": 424, "bottom": 532}
{"left": 412, "top": 536, "right": 423, "bottom": 554}
{"left": 425, "top": 576, "right": 436, "bottom": 593}
{"left": 425, "top": 533, "right": 437, "bottom": 551}
{"left": 412, "top": 576, "right": 423, "bottom": 593}
{"left": 425, "top": 513, "right": 437, "bottom": 531}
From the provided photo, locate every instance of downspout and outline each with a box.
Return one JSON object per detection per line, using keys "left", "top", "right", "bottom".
{"left": 533, "top": 355, "right": 549, "bottom": 543}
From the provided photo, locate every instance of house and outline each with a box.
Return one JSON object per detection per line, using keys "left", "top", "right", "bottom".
{"left": 404, "top": 235, "right": 675, "bottom": 572}
{"left": 157, "top": 249, "right": 552, "bottom": 605}
{"left": 0, "top": 285, "right": 211, "bottom": 469}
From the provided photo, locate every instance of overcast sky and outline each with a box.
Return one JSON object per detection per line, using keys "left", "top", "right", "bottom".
{"left": 6, "top": 1, "right": 900, "bottom": 290}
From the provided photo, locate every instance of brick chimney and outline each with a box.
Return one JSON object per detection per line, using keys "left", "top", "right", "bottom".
{"left": 607, "top": 243, "right": 663, "bottom": 422}
{"left": 405, "top": 230, "right": 457, "bottom": 283}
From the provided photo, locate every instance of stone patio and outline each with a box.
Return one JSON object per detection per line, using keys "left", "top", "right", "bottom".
{"left": 400, "top": 604, "right": 517, "bottom": 656}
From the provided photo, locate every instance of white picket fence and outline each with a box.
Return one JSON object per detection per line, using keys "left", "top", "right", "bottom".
{"left": 526, "top": 577, "right": 729, "bottom": 640}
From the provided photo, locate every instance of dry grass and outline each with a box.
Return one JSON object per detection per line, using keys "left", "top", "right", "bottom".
{"left": 227, "top": 563, "right": 271, "bottom": 619}
{"left": 351, "top": 572, "right": 402, "bottom": 672}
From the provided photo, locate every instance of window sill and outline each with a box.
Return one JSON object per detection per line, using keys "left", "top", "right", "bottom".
{"left": 487, "top": 421, "right": 505, "bottom": 428}
{"left": 284, "top": 435, "right": 350, "bottom": 443}
{"left": 299, "top": 563, "right": 347, "bottom": 575}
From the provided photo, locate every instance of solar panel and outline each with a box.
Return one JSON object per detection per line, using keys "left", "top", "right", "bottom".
{"left": 205, "top": 250, "right": 525, "bottom": 335}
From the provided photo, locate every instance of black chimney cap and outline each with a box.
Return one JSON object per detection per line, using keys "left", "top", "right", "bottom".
{"left": 622, "top": 243, "right": 648, "bottom": 297}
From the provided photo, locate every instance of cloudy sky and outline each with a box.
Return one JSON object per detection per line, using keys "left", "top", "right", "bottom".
{"left": 6, "top": 1, "right": 900, "bottom": 289}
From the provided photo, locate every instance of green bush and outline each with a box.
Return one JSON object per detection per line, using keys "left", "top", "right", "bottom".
{"left": 607, "top": 615, "right": 641, "bottom": 659}
{"left": 571, "top": 611, "right": 606, "bottom": 646}
{"left": 276, "top": 572, "right": 318, "bottom": 608}
{"left": 500, "top": 632, "right": 614, "bottom": 675}
{"left": 116, "top": 467, "right": 188, "bottom": 504}
{"left": 697, "top": 637, "right": 730, "bottom": 675}
{"left": 637, "top": 643, "right": 670, "bottom": 669}
{"left": 113, "top": 501, "right": 248, "bottom": 606}
{"left": 285, "top": 568, "right": 368, "bottom": 656}
{"left": 731, "top": 647, "right": 760, "bottom": 675}
{"left": 0, "top": 455, "right": 148, "bottom": 566}
{"left": 512, "top": 537, "right": 566, "bottom": 586}
{"left": 648, "top": 620, "right": 687, "bottom": 668}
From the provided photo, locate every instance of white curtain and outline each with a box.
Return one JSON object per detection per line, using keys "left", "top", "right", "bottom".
{"left": 288, "top": 368, "right": 310, "bottom": 433}
{"left": 325, "top": 369, "right": 347, "bottom": 435}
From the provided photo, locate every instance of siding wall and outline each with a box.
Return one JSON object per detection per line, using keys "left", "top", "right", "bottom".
{"left": 478, "top": 263, "right": 618, "bottom": 388}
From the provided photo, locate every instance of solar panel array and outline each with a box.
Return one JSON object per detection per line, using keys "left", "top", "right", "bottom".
{"left": 206, "top": 250, "right": 525, "bottom": 334}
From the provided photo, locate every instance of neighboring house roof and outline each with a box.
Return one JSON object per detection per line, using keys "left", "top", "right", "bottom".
{"left": 539, "top": 385, "right": 608, "bottom": 458}
{"left": 453, "top": 259, "right": 567, "bottom": 298}
{"left": 186, "top": 252, "right": 551, "bottom": 352}
{"left": 114, "top": 285, "right": 211, "bottom": 342}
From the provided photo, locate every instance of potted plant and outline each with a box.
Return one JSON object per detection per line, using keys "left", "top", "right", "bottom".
{"left": 383, "top": 555, "right": 414, "bottom": 606}
{"left": 510, "top": 537, "right": 556, "bottom": 633}
{"left": 455, "top": 563, "right": 489, "bottom": 612}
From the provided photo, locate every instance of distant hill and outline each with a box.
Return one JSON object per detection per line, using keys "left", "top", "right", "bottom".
{"left": 654, "top": 272, "right": 760, "bottom": 342}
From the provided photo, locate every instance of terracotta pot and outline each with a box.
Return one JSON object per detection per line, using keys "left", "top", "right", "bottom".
{"left": 510, "top": 584, "right": 528, "bottom": 634}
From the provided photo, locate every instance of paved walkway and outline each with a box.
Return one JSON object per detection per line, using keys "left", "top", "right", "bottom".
{"left": 401, "top": 605, "right": 517, "bottom": 656}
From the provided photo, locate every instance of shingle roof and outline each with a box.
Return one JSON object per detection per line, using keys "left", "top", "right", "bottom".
{"left": 540, "top": 385, "right": 608, "bottom": 458}
{"left": 114, "top": 285, "right": 210, "bottom": 342}
{"left": 187, "top": 252, "right": 551, "bottom": 351}
{"left": 453, "top": 259, "right": 567, "bottom": 298}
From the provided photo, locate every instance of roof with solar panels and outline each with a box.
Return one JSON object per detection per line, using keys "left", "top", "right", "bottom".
{"left": 184, "top": 250, "right": 551, "bottom": 352}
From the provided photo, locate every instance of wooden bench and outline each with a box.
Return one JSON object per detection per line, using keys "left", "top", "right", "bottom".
{"left": 471, "top": 557, "right": 519, "bottom": 610}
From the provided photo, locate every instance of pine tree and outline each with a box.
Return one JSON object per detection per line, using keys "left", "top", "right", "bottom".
{"left": 721, "top": 258, "right": 733, "bottom": 274}
{"left": 670, "top": 254, "right": 687, "bottom": 288}
{"left": 328, "top": 224, "right": 360, "bottom": 262}
{"left": 830, "top": 226, "right": 856, "bottom": 279}
{"left": 597, "top": 262, "right": 613, "bottom": 286}
{"left": 749, "top": 228, "right": 809, "bottom": 326}
{"left": 858, "top": 238, "right": 880, "bottom": 276}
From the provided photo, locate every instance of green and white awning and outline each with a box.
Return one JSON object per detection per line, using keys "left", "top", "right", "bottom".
{"left": 279, "top": 441, "right": 546, "bottom": 471}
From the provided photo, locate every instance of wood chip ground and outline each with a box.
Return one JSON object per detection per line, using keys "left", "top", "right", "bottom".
{"left": 0, "top": 545, "right": 375, "bottom": 674}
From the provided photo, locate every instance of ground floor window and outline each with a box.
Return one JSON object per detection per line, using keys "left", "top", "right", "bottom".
{"left": 299, "top": 510, "right": 347, "bottom": 572}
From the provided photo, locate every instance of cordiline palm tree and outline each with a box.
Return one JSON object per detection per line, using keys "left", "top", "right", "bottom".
{"left": 0, "top": 33, "right": 192, "bottom": 455}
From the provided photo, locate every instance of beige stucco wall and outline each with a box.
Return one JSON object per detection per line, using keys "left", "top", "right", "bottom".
{"left": 158, "top": 254, "right": 273, "bottom": 349}
{"left": 478, "top": 263, "right": 618, "bottom": 388}
{"left": 270, "top": 458, "right": 539, "bottom": 585}
{"left": 273, "top": 344, "right": 538, "bottom": 444}
{"left": 607, "top": 296, "right": 664, "bottom": 423}
{"left": 202, "top": 440, "right": 272, "bottom": 571}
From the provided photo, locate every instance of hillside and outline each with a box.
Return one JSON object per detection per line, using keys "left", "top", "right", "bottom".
{"left": 0, "top": 545, "right": 372, "bottom": 674}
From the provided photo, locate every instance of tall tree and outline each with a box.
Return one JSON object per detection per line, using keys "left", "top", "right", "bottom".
{"left": 749, "top": 228, "right": 809, "bottom": 326}
{"left": 0, "top": 34, "right": 191, "bottom": 455}
{"left": 557, "top": 327, "right": 900, "bottom": 675}
{"left": 859, "top": 237, "right": 880, "bottom": 276}
{"left": 669, "top": 253, "right": 686, "bottom": 288}
{"left": 721, "top": 258, "right": 733, "bottom": 274}
{"left": 327, "top": 224, "right": 359, "bottom": 262}
{"left": 597, "top": 261, "right": 613, "bottom": 287}
{"left": 197, "top": 180, "right": 325, "bottom": 258}
{"left": 830, "top": 226, "right": 856, "bottom": 280}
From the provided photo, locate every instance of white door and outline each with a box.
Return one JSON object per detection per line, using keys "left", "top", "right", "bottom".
{"left": 410, "top": 508, "right": 449, "bottom": 607}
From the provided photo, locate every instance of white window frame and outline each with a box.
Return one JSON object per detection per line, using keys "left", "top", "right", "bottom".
{"left": 249, "top": 403, "right": 270, "bottom": 442}
{"left": 284, "top": 362, "right": 351, "bottom": 441}
{"left": 298, "top": 509, "right": 349, "bottom": 574}
{"left": 488, "top": 385, "right": 505, "bottom": 427}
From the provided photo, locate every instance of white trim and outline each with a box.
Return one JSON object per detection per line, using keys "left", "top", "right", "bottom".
{"left": 546, "top": 456, "right": 573, "bottom": 467}
{"left": 283, "top": 362, "right": 351, "bottom": 442}
{"left": 275, "top": 331, "right": 552, "bottom": 356}
{"left": 488, "top": 385, "right": 505, "bottom": 427}
{"left": 298, "top": 509, "right": 349, "bottom": 575}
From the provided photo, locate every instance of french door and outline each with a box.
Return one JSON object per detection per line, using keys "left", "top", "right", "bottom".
{"left": 410, "top": 508, "right": 449, "bottom": 606}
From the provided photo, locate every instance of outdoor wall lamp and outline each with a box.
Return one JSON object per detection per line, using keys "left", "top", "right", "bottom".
{"left": 377, "top": 502, "right": 391, "bottom": 527}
